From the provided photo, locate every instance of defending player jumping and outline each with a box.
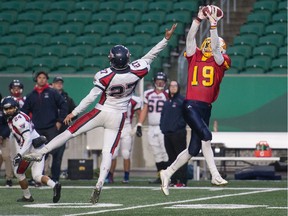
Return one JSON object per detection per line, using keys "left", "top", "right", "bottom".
{"left": 1, "top": 96, "right": 61, "bottom": 203}
{"left": 160, "top": 5, "right": 231, "bottom": 196}
{"left": 23, "top": 23, "right": 177, "bottom": 204}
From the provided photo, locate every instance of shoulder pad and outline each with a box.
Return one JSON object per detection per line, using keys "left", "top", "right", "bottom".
{"left": 129, "top": 59, "right": 149, "bottom": 71}
{"left": 13, "top": 114, "right": 27, "bottom": 128}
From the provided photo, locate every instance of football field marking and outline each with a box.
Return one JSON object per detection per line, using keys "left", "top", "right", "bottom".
{"left": 64, "top": 188, "right": 281, "bottom": 216}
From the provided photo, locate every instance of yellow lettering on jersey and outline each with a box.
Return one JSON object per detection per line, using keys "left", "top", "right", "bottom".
{"left": 202, "top": 66, "right": 214, "bottom": 87}
{"left": 191, "top": 66, "right": 198, "bottom": 86}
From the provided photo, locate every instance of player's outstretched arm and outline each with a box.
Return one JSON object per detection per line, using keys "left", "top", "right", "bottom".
{"left": 141, "top": 23, "right": 177, "bottom": 65}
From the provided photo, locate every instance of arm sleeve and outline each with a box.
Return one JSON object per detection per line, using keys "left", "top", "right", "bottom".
{"left": 210, "top": 28, "right": 224, "bottom": 65}
{"left": 186, "top": 20, "right": 201, "bottom": 57}
{"left": 71, "top": 87, "right": 102, "bottom": 116}
{"left": 141, "top": 38, "right": 168, "bottom": 65}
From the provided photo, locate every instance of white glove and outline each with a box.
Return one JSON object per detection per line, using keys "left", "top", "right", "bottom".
{"left": 196, "top": 6, "right": 206, "bottom": 22}
{"left": 206, "top": 5, "right": 224, "bottom": 28}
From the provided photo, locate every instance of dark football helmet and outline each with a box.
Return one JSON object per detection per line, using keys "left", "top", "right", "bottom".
{"left": 108, "top": 45, "right": 130, "bottom": 69}
{"left": 1, "top": 96, "right": 19, "bottom": 119}
{"left": 153, "top": 72, "right": 167, "bottom": 90}
{"left": 9, "top": 79, "right": 24, "bottom": 97}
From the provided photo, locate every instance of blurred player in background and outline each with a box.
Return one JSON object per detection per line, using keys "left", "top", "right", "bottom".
{"left": 136, "top": 72, "right": 169, "bottom": 184}
{"left": 106, "top": 95, "right": 141, "bottom": 183}
{"left": 24, "top": 24, "right": 177, "bottom": 204}
{"left": 1, "top": 96, "right": 61, "bottom": 203}
{"left": 9, "top": 80, "right": 26, "bottom": 108}
{"left": 160, "top": 5, "right": 231, "bottom": 196}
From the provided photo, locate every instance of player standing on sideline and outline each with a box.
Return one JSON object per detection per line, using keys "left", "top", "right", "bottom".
{"left": 106, "top": 95, "right": 141, "bottom": 183}
{"left": 1, "top": 96, "right": 61, "bottom": 203}
{"left": 160, "top": 5, "right": 231, "bottom": 196}
{"left": 23, "top": 23, "right": 177, "bottom": 204}
{"left": 136, "top": 72, "right": 170, "bottom": 184}
{"left": 9, "top": 80, "right": 26, "bottom": 108}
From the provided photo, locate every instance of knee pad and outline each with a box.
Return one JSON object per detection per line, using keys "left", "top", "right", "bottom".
{"left": 122, "top": 150, "right": 130, "bottom": 160}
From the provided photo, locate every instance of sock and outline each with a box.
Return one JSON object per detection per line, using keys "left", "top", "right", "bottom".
{"left": 23, "top": 188, "right": 32, "bottom": 199}
{"left": 201, "top": 140, "right": 220, "bottom": 177}
{"left": 96, "top": 152, "right": 112, "bottom": 188}
{"left": 166, "top": 149, "right": 191, "bottom": 178}
{"left": 46, "top": 179, "right": 56, "bottom": 188}
{"left": 39, "top": 130, "right": 73, "bottom": 155}
{"left": 124, "top": 171, "right": 129, "bottom": 181}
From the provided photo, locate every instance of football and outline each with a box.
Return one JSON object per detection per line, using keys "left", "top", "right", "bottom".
{"left": 202, "top": 6, "right": 211, "bottom": 16}
{"left": 202, "top": 5, "right": 224, "bottom": 20}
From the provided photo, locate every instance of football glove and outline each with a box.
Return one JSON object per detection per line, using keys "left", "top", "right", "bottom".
{"left": 206, "top": 5, "right": 224, "bottom": 28}
{"left": 13, "top": 153, "right": 22, "bottom": 166}
{"left": 32, "top": 136, "right": 47, "bottom": 148}
{"left": 196, "top": 6, "right": 206, "bottom": 22}
{"left": 136, "top": 123, "right": 142, "bottom": 137}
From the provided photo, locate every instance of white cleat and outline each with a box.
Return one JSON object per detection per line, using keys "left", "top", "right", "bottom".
{"left": 22, "top": 153, "right": 44, "bottom": 162}
{"left": 211, "top": 175, "right": 228, "bottom": 186}
{"left": 160, "top": 170, "right": 170, "bottom": 196}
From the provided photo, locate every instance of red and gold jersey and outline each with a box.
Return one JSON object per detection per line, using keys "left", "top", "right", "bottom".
{"left": 185, "top": 48, "right": 231, "bottom": 103}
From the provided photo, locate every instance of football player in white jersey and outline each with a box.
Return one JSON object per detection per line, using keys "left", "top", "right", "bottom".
{"left": 23, "top": 23, "right": 177, "bottom": 204}
{"left": 136, "top": 72, "right": 169, "bottom": 183}
{"left": 1, "top": 96, "right": 61, "bottom": 203}
{"left": 107, "top": 95, "right": 141, "bottom": 183}
{"left": 9, "top": 79, "right": 26, "bottom": 108}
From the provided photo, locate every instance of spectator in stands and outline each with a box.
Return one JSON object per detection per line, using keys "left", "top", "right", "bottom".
{"left": 51, "top": 76, "right": 77, "bottom": 182}
{"left": 160, "top": 6, "right": 231, "bottom": 196}
{"left": 21, "top": 71, "right": 68, "bottom": 183}
{"left": 160, "top": 80, "right": 187, "bottom": 187}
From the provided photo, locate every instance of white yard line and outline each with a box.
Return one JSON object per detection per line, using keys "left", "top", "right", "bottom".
{"left": 64, "top": 188, "right": 281, "bottom": 216}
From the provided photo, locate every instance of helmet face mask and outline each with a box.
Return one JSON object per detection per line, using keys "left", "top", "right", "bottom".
{"left": 9, "top": 80, "right": 23, "bottom": 97}
{"left": 1, "top": 96, "right": 19, "bottom": 119}
{"left": 108, "top": 45, "right": 130, "bottom": 70}
{"left": 200, "top": 37, "right": 227, "bottom": 58}
{"left": 153, "top": 72, "right": 167, "bottom": 91}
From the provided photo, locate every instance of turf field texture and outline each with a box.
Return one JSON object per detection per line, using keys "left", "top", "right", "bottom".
{"left": 0, "top": 179, "right": 287, "bottom": 216}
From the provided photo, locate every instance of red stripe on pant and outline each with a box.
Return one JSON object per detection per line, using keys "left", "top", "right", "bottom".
{"left": 68, "top": 108, "right": 100, "bottom": 134}
{"left": 110, "top": 112, "right": 127, "bottom": 155}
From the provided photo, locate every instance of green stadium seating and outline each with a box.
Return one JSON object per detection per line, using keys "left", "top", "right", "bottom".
{"left": 0, "top": 33, "right": 26, "bottom": 46}
{"left": 92, "top": 45, "right": 112, "bottom": 56}
{"left": 100, "top": 33, "right": 126, "bottom": 45}
{"left": 66, "top": 10, "right": 92, "bottom": 23}
{"left": 278, "top": 46, "right": 287, "bottom": 57}
{"left": 159, "top": 22, "right": 184, "bottom": 37}
{"left": 33, "top": 22, "right": 60, "bottom": 35}
{"left": 253, "top": 1, "right": 278, "bottom": 13}
{"left": 124, "top": 1, "right": 148, "bottom": 12}
{"left": 66, "top": 44, "right": 93, "bottom": 57}
{"left": 3, "top": 66, "right": 26, "bottom": 73}
{"left": 126, "top": 34, "right": 151, "bottom": 46}
{"left": 17, "top": 10, "right": 43, "bottom": 23}
{"left": 0, "top": 55, "right": 8, "bottom": 70}
{"left": 229, "top": 55, "right": 245, "bottom": 72}
{"left": 58, "top": 22, "right": 84, "bottom": 35}
{"left": 246, "top": 11, "right": 271, "bottom": 24}
{"left": 41, "top": 44, "right": 67, "bottom": 57}
{"left": 127, "top": 44, "right": 143, "bottom": 60}
{"left": 265, "top": 23, "right": 287, "bottom": 35}
{"left": 245, "top": 56, "right": 271, "bottom": 73}
{"left": 116, "top": 11, "right": 141, "bottom": 24}
{"left": 173, "top": 1, "right": 198, "bottom": 13}
{"left": 148, "top": 1, "right": 173, "bottom": 12}
{"left": 84, "top": 56, "right": 109, "bottom": 69}
{"left": 84, "top": 22, "right": 109, "bottom": 35}
{"left": 270, "top": 57, "right": 287, "bottom": 73}
{"left": 109, "top": 22, "right": 134, "bottom": 35}
{"left": 272, "top": 12, "right": 287, "bottom": 23}
{"left": 134, "top": 22, "right": 159, "bottom": 36}
{"left": 75, "top": 1, "right": 99, "bottom": 12}
{"left": 258, "top": 34, "right": 284, "bottom": 47}
{"left": 49, "top": 34, "right": 76, "bottom": 47}
{"left": 49, "top": 1, "right": 75, "bottom": 12}
{"left": 6, "top": 56, "right": 33, "bottom": 70}
{"left": 55, "top": 56, "right": 84, "bottom": 72}
{"left": 227, "top": 45, "right": 252, "bottom": 58}
{"left": 32, "top": 56, "right": 59, "bottom": 70}
{"left": 278, "top": 1, "right": 287, "bottom": 12}
{"left": 233, "top": 34, "right": 259, "bottom": 46}
{"left": 252, "top": 45, "right": 278, "bottom": 58}
{"left": 99, "top": 1, "right": 124, "bottom": 12}
{"left": 9, "top": 21, "right": 34, "bottom": 35}
{"left": 240, "top": 23, "right": 265, "bottom": 36}
{"left": 165, "top": 11, "right": 192, "bottom": 25}
{"left": 141, "top": 11, "right": 166, "bottom": 24}
{"left": 91, "top": 10, "right": 116, "bottom": 24}
{"left": 148, "top": 34, "right": 178, "bottom": 49}
{"left": 16, "top": 44, "right": 42, "bottom": 57}
{"left": 24, "top": 1, "right": 50, "bottom": 12}
{"left": 75, "top": 34, "right": 101, "bottom": 46}
{"left": 0, "top": 44, "right": 16, "bottom": 57}
{"left": 0, "top": 10, "right": 17, "bottom": 23}
{"left": 82, "top": 65, "right": 101, "bottom": 74}
{"left": 25, "top": 34, "right": 51, "bottom": 46}
{"left": 0, "top": 21, "right": 9, "bottom": 35}
{"left": 0, "top": 1, "right": 26, "bottom": 12}
{"left": 42, "top": 10, "right": 68, "bottom": 23}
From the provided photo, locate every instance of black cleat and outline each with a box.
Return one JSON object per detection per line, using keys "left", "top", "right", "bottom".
{"left": 6, "top": 179, "right": 12, "bottom": 187}
{"left": 90, "top": 187, "right": 102, "bottom": 204}
{"left": 53, "top": 182, "right": 62, "bottom": 203}
{"left": 17, "top": 196, "right": 34, "bottom": 202}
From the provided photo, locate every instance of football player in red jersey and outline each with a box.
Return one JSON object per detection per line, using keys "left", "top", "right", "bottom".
{"left": 160, "top": 5, "right": 231, "bottom": 196}
{"left": 23, "top": 23, "right": 177, "bottom": 204}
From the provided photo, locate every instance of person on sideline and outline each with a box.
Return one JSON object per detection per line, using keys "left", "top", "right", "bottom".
{"left": 23, "top": 24, "right": 177, "bottom": 204}
{"left": 160, "top": 6, "right": 231, "bottom": 196}
{"left": 160, "top": 80, "right": 187, "bottom": 187}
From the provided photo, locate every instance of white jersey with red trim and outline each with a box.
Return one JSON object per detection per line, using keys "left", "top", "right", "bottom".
{"left": 144, "top": 89, "right": 169, "bottom": 126}
{"left": 126, "top": 95, "right": 141, "bottom": 124}
{"left": 8, "top": 111, "right": 39, "bottom": 156}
